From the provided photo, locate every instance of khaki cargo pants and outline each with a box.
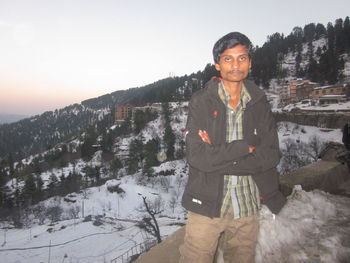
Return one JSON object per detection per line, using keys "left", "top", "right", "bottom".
{"left": 179, "top": 210, "right": 259, "bottom": 263}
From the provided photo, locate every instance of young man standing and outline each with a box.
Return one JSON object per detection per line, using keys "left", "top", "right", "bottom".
{"left": 180, "top": 32, "right": 286, "bottom": 263}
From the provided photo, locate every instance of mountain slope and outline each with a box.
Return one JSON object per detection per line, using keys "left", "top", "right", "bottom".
{"left": 0, "top": 114, "right": 28, "bottom": 124}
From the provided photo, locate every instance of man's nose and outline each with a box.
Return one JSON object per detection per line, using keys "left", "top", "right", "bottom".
{"left": 231, "top": 59, "right": 239, "bottom": 69}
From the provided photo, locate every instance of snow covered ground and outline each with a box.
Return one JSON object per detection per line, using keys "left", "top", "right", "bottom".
{"left": 257, "top": 187, "right": 350, "bottom": 263}
{"left": 1, "top": 182, "right": 349, "bottom": 263}
{"left": 277, "top": 121, "right": 342, "bottom": 146}
{"left": 0, "top": 166, "right": 188, "bottom": 263}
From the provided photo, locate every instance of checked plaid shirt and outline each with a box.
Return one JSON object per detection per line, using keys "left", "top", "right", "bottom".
{"left": 218, "top": 81, "right": 260, "bottom": 219}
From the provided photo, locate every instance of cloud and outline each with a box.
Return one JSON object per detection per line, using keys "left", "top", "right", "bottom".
{"left": 0, "top": 21, "right": 12, "bottom": 27}
{"left": 13, "top": 24, "right": 35, "bottom": 47}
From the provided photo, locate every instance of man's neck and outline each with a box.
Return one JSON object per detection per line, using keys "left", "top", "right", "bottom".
{"left": 222, "top": 80, "right": 244, "bottom": 110}
{"left": 222, "top": 80, "right": 243, "bottom": 99}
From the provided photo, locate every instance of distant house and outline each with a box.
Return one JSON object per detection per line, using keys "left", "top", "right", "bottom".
{"left": 295, "top": 81, "right": 319, "bottom": 102}
{"left": 289, "top": 79, "right": 311, "bottom": 104}
{"left": 279, "top": 80, "right": 350, "bottom": 107}
{"left": 318, "top": 94, "right": 347, "bottom": 105}
{"left": 279, "top": 79, "right": 317, "bottom": 106}
{"left": 279, "top": 81, "right": 291, "bottom": 107}
{"left": 310, "top": 84, "right": 349, "bottom": 100}
{"left": 133, "top": 103, "right": 162, "bottom": 116}
{"left": 115, "top": 104, "right": 134, "bottom": 124}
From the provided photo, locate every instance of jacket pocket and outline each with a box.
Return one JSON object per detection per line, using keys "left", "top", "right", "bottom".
{"left": 186, "top": 169, "right": 220, "bottom": 199}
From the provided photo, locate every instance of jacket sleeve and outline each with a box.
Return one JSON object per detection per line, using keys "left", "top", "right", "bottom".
{"left": 217, "top": 98, "right": 281, "bottom": 175}
{"left": 185, "top": 94, "right": 250, "bottom": 173}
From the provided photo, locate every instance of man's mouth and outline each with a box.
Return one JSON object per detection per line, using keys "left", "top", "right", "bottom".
{"left": 228, "top": 70, "right": 243, "bottom": 75}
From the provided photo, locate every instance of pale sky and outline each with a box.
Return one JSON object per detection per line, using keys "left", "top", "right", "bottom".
{"left": 0, "top": 0, "right": 349, "bottom": 115}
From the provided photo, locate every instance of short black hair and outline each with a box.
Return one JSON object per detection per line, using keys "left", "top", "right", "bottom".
{"left": 212, "top": 32, "right": 253, "bottom": 64}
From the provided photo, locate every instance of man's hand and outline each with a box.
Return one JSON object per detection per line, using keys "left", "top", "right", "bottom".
{"left": 198, "top": 130, "right": 212, "bottom": 144}
{"left": 249, "top": 146, "right": 255, "bottom": 153}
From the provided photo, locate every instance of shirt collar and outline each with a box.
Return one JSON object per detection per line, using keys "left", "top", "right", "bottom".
{"left": 218, "top": 81, "right": 251, "bottom": 109}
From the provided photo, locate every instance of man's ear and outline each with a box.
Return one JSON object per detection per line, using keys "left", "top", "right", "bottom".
{"left": 215, "top": 63, "right": 221, "bottom": 71}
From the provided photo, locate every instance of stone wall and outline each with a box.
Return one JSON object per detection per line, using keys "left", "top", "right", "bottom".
{"left": 274, "top": 112, "right": 350, "bottom": 129}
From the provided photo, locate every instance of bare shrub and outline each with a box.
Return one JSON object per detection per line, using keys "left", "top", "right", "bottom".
{"left": 136, "top": 195, "right": 164, "bottom": 243}
{"left": 107, "top": 183, "right": 125, "bottom": 195}
{"left": 279, "top": 139, "right": 312, "bottom": 175}
{"left": 160, "top": 176, "right": 171, "bottom": 192}
{"left": 279, "top": 136, "right": 327, "bottom": 175}
{"left": 68, "top": 205, "right": 80, "bottom": 219}
{"left": 169, "top": 194, "right": 178, "bottom": 214}
{"left": 305, "top": 135, "right": 326, "bottom": 162}
{"left": 46, "top": 205, "right": 63, "bottom": 223}
{"left": 32, "top": 203, "right": 47, "bottom": 225}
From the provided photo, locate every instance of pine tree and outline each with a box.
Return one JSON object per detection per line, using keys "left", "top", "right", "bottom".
{"left": 23, "top": 174, "right": 37, "bottom": 206}
{"left": 143, "top": 138, "right": 160, "bottom": 176}
{"left": 110, "top": 158, "right": 123, "bottom": 178}
{"left": 303, "top": 23, "right": 316, "bottom": 43}
{"left": 315, "top": 23, "right": 327, "bottom": 39}
{"left": 306, "top": 41, "right": 320, "bottom": 82}
{"left": 295, "top": 49, "right": 303, "bottom": 78}
{"left": 164, "top": 124, "right": 175, "bottom": 160}
{"left": 48, "top": 174, "right": 58, "bottom": 196}
{"left": 8, "top": 153, "right": 15, "bottom": 183}
{"left": 327, "top": 22, "right": 335, "bottom": 50}
{"left": 81, "top": 125, "right": 98, "bottom": 160}
{"left": 101, "top": 129, "right": 115, "bottom": 153}
{"left": 35, "top": 174, "right": 44, "bottom": 199}
{"left": 0, "top": 165, "right": 7, "bottom": 207}
{"left": 162, "top": 103, "right": 176, "bottom": 160}
{"left": 334, "top": 18, "right": 347, "bottom": 54}
{"left": 127, "top": 138, "right": 144, "bottom": 174}
{"left": 133, "top": 109, "right": 158, "bottom": 135}
{"left": 344, "top": 16, "right": 350, "bottom": 51}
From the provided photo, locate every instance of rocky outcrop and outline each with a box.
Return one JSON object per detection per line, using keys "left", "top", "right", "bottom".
{"left": 279, "top": 160, "right": 349, "bottom": 196}
{"left": 280, "top": 142, "right": 350, "bottom": 196}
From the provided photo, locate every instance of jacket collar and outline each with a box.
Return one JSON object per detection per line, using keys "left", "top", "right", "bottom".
{"left": 205, "top": 78, "right": 264, "bottom": 106}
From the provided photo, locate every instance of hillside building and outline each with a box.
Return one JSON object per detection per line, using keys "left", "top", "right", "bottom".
{"left": 279, "top": 81, "right": 291, "bottom": 107}
{"left": 279, "top": 80, "right": 350, "bottom": 106}
{"left": 318, "top": 95, "right": 347, "bottom": 105}
{"left": 279, "top": 79, "right": 311, "bottom": 105}
{"left": 115, "top": 104, "right": 134, "bottom": 124}
{"left": 310, "top": 84, "right": 349, "bottom": 100}
{"left": 288, "top": 79, "right": 314, "bottom": 103}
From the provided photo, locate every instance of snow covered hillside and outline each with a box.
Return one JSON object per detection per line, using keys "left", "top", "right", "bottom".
{"left": 0, "top": 102, "right": 349, "bottom": 263}
{"left": 280, "top": 37, "right": 350, "bottom": 83}
{"left": 0, "top": 161, "right": 188, "bottom": 263}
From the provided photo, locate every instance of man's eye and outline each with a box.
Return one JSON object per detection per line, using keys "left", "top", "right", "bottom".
{"left": 224, "top": 57, "right": 232, "bottom": 62}
{"left": 239, "top": 56, "right": 248, "bottom": 61}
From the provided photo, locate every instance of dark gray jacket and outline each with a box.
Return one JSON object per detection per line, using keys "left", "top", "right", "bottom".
{"left": 181, "top": 78, "right": 286, "bottom": 218}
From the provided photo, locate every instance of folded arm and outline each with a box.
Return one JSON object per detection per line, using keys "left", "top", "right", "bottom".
{"left": 185, "top": 96, "right": 251, "bottom": 173}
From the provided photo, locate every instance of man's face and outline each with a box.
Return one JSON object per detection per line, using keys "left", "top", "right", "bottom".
{"left": 215, "top": 44, "right": 251, "bottom": 83}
